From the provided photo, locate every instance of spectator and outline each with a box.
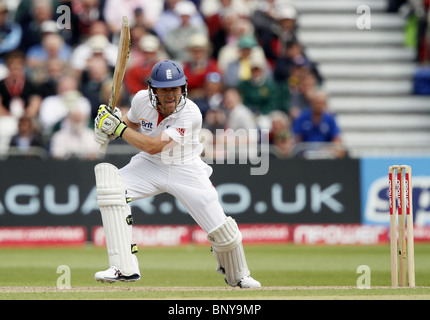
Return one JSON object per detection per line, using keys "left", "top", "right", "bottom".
{"left": 81, "top": 56, "right": 113, "bottom": 121}
{"left": 269, "top": 110, "right": 294, "bottom": 158}
{"left": 0, "top": 1, "right": 22, "bottom": 62}
{"left": 195, "top": 71, "right": 224, "bottom": 119}
{"left": 223, "top": 34, "right": 263, "bottom": 87}
{"left": 274, "top": 39, "right": 321, "bottom": 84}
{"left": 164, "top": 1, "right": 208, "bottom": 63}
{"left": 252, "top": 1, "right": 298, "bottom": 64}
{"left": 17, "top": 0, "right": 54, "bottom": 53}
{"left": 38, "top": 75, "right": 92, "bottom": 137}
{"left": 250, "top": 0, "right": 279, "bottom": 36}
{"left": 237, "top": 52, "right": 284, "bottom": 116}
{"left": 154, "top": 0, "right": 205, "bottom": 42}
{"left": 288, "top": 69, "right": 318, "bottom": 120}
{"left": 72, "top": 0, "right": 105, "bottom": 41}
{"left": 26, "top": 24, "right": 72, "bottom": 70}
{"left": 223, "top": 87, "right": 257, "bottom": 132}
{"left": 9, "top": 115, "right": 44, "bottom": 155}
{"left": 50, "top": 108, "right": 100, "bottom": 160}
{"left": 124, "top": 34, "right": 165, "bottom": 96}
{"left": 201, "top": 0, "right": 257, "bottom": 18}
{"left": 203, "top": 106, "right": 227, "bottom": 135}
{"left": 70, "top": 21, "right": 118, "bottom": 79}
{"left": 182, "top": 33, "right": 221, "bottom": 99}
{"left": 128, "top": 24, "right": 160, "bottom": 68}
{"left": 33, "top": 58, "right": 71, "bottom": 99}
{"left": 103, "top": 0, "right": 163, "bottom": 34}
{"left": 216, "top": 15, "right": 261, "bottom": 71}
{"left": 0, "top": 50, "right": 42, "bottom": 118}
{"left": 292, "top": 90, "right": 345, "bottom": 158}
{"left": 205, "top": 0, "right": 239, "bottom": 41}
{"left": 210, "top": 10, "right": 239, "bottom": 61}
{"left": 222, "top": 87, "right": 258, "bottom": 160}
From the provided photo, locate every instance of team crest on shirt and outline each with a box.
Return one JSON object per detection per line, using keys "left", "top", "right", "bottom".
{"left": 176, "top": 128, "right": 185, "bottom": 136}
{"left": 139, "top": 118, "right": 154, "bottom": 131}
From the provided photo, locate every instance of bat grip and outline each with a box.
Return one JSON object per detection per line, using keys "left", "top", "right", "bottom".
{"left": 100, "top": 141, "right": 108, "bottom": 154}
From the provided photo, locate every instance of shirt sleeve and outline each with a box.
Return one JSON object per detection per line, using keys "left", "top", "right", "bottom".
{"left": 127, "top": 90, "right": 147, "bottom": 124}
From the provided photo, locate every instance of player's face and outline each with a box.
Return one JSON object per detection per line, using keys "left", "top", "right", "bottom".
{"left": 155, "top": 86, "right": 182, "bottom": 116}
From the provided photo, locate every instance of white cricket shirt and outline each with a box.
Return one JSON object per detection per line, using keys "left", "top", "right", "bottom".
{"left": 127, "top": 90, "right": 204, "bottom": 165}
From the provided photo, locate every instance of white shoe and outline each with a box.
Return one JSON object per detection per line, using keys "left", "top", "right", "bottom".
{"left": 94, "top": 266, "right": 140, "bottom": 283}
{"left": 237, "top": 275, "right": 261, "bottom": 288}
{"left": 225, "top": 275, "right": 261, "bottom": 288}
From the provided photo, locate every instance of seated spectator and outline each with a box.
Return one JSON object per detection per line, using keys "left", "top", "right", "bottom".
{"left": 292, "top": 90, "right": 345, "bottom": 158}
{"left": 203, "top": 106, "right": 227, "bottom": 135}
{"left": 210, "top": 10, "right": 239, "bottom": 62}
{"left": 222, "top": 87, "right": 258, "bottom": 160}
{"left": 154, "top": 0, "right": 205, "bottom": 42}
{"left": 0, "top": 1, "right": 22, "bottom": 62}
{"left": 268, "top": 110, "right": 294, "bottom": 158}
{"left": 124, "top": 34, "right": 165, "bottom": 95}
{"left": 81, "top": 56, "right": 113, "bottom": 121}
{"left": 26, "top": 23, "right": 72, "bottom": 70}
{"left": 72, "top": 0, "right": 105, "bottom": 41}
{"left": 238, "top": 52, "right": 284, "bottom": 116}
{"left": 9, "top": 115, "right": 44, "bottom": 156}
{"left": 128, "top": 24, "right": 162, "bottom": 68}
{"left": 204, "top": 0, "right": 235, "bottom": 41}
{"left": 216, "top": 16, "right": 261, "bottom": 71}
{"left": 182, "top": 33, "right": 221, "bottom": 99}
{"left": 288, "top": 69, "right": 318, "bottom": 119}
{"left": 203, "top": 0, "right": 255, "bottom": 47}
{"left": 103, "top": 0, "right": 163, "bottom": 34}
{"left": 50, "top": 108, "right": 100, "bottom": 160}
{"left": 194, "top": 71, "right": 224, "bottom": 119}
{"left": 70, "top": 23, "right": 118, "bottom": 79}
{"left": 164, "top": 1, "right": 208, "bottom": 63}
{"left": 38, "top": 75, "right": 92, "bottom": 137}
{"left": 274, "top": 39, "right": 321, "bottom": 84}
{"left": 33, "top": 58, "right": 71, "bottom": 98}
{"left": 223, "top": 34, "right": 263, "bottom": 88}
{"left": 250, "top": 0, "right": 279, "bottom": 39}
{"left": 17, "top": 0, "right": 54, "bottom": 53}
{"left": 252, "top": 1, "right": 298, "bottom": 64}
{"left": 0, "top": 50, "right": 41, "bottom": 118}
{"left": 223, "top": 87, "right": 257, "bottom": 132}
{"left": 293, "top": 90, "right": 340, "bottom": 142}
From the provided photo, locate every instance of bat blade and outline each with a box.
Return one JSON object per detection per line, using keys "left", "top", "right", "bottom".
{"left": 100, "top": 16, "right": 131, "bottom": 154}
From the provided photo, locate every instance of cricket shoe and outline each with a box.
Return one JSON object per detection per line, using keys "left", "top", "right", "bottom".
{"left": 226, "top": 275, "right": 261, "bottom": 288}
{"left": 238, "top": 276, "right": 261, "bottom": 288}
{"left": 94, "top": 266, "right": 140, "bottom": 283}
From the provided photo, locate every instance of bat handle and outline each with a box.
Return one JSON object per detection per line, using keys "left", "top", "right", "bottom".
{"left": 100, "top": 142, "right": 108, "bottom": 154}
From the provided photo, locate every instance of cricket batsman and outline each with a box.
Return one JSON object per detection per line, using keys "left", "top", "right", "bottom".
{"left": 93, "top": 60, "right": 261, "bottom": 288}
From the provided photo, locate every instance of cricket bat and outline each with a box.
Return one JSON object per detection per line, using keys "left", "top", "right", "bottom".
{"left": 100, "top": 16, "right": 131, "bottom": 154}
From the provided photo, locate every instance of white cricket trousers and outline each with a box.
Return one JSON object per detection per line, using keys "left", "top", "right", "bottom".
{"left": 119, "top": 153, "right": 227, "bottom": 233}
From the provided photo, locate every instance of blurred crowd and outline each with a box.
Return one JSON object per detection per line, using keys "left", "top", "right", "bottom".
{"left": 0, "top": 0, "right": 350, "bottom": 161}
{"left": 388, "top": 0, "right": 430, "bottom": 64}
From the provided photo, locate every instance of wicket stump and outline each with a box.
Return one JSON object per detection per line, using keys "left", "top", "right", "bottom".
{"left": 388, "top": 165, "right": 415, "bottom": 287}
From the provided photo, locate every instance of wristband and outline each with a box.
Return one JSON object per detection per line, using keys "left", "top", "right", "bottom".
{"left": 115, "top": 122, "right": 128, "bottom": 137}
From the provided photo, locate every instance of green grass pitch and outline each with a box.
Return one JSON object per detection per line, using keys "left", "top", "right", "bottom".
{"left": 1, "top": 244, "right": 430, "bottom": 300}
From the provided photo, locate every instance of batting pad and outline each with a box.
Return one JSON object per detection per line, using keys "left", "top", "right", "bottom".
{"left": 207, "top": 217, "right": 250, "bottom": 286}
{"left": 95, "top": 163, "right": 136, "bottom": 276}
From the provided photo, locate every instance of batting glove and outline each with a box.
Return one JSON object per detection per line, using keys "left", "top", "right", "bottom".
{"left": 95, "top": 105, "right": 127, "bottom": 138}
